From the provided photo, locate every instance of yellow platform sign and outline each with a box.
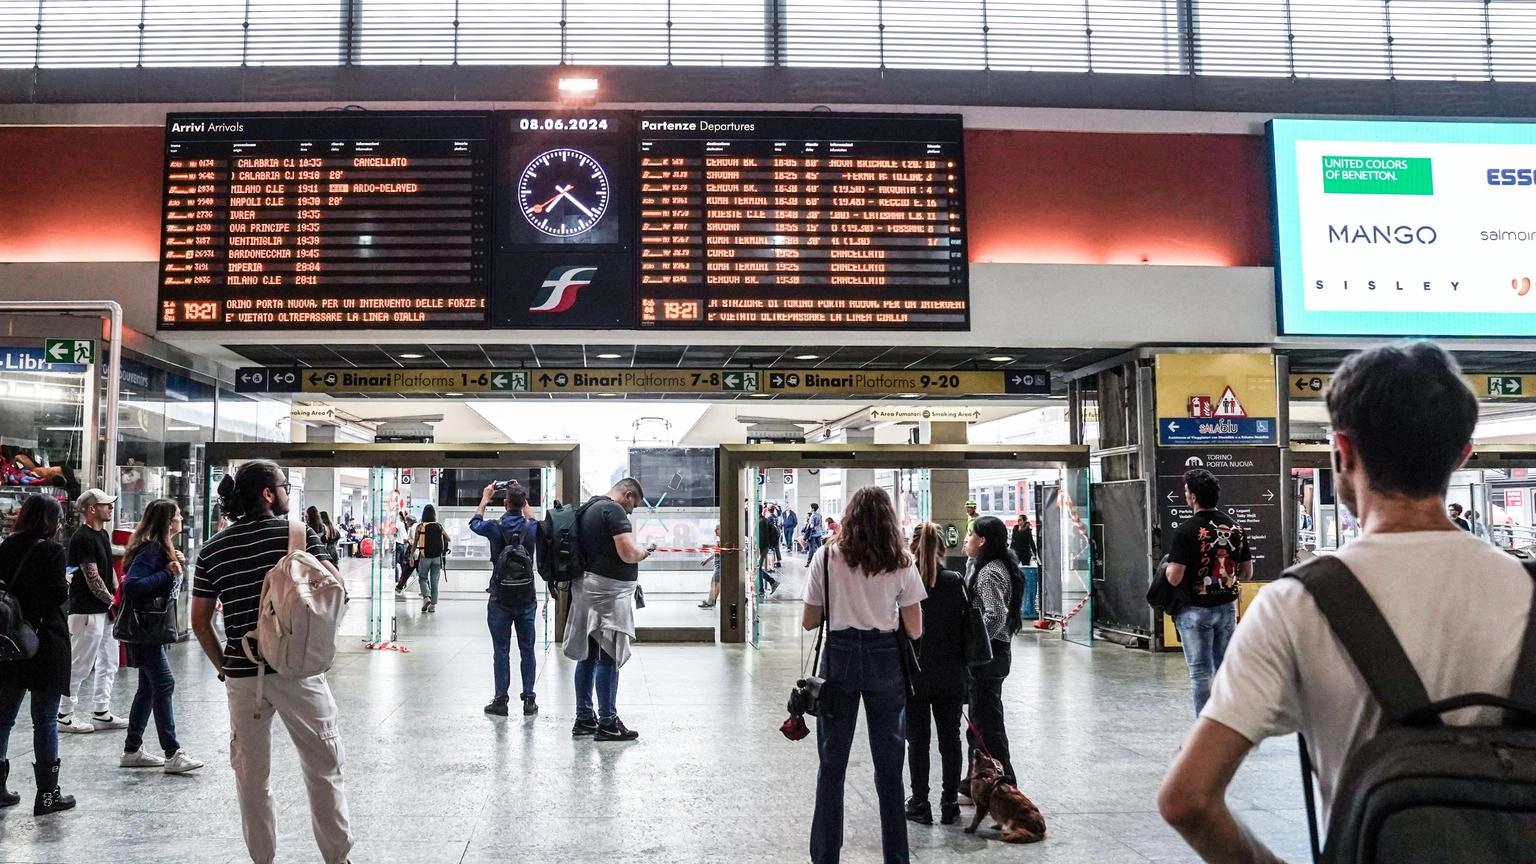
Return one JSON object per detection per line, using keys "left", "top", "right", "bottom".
{"left": 764, "top": 369, "right": 1010, "bottom": 396}
{"left": 1289, "top": 373, "right": 1536, "bottom": 400}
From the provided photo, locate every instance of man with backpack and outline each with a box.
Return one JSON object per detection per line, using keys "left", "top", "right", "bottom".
{"left": 562, "top": 478, "right": 652, "bottom": 742}
{"left": 470, "top": 480, "right": 540, "bottom": 717}
{"left": 190, "top": 460, "right": 353, "bottom": 864}
{"left": 802, "top": 502, "right": 825, "bottom": 565}
{"left": 1159, "top": 341, "right": 1536, "bottom": 863}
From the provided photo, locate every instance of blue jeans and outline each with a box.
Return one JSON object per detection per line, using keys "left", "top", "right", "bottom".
{"left": 0, "top": 684, "right": 61, "bottom": 764}
{"left": 125, "top": 643, "right": 180, "bottom": 756}
{"left": 804, "top": 534, "right": 823, "bottom": 565}
{"left": 573, "top": 637, "right": 619, "bottom": 725}
{"left": 1174, "top": 602, "right": 1237, "bottom": 715}
{"left": 1021, "top": 566, "right": 1040, "bottom": 619}
{"left": 811, "top": 628, "right": 909, "bottom": 864}
{"left": 417, "top": 556, "right": 444, "bottom": 603}
{"left": 488, "top": 601, "right": 537, "bottom": 700}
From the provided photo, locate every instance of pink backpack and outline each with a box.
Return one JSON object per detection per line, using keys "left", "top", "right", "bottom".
{"left": 240, "top": 524, "right": 347, "bottom": 706}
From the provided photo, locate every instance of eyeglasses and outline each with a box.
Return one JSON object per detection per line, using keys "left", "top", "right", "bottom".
{"left": 273, "top": 483, "right": 291, "bottom": 493}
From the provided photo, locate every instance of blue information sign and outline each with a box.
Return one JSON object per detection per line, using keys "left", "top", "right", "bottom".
{"left": 0, "top": 347, "right": 87, "bottom": 374}
{"left": 1159, "top": 416, "right": 1277, "bottom": 446}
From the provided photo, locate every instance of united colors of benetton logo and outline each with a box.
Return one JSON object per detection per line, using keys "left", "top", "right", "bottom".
{"left": 530, "top": 266, "right": 597, "bottom": 313}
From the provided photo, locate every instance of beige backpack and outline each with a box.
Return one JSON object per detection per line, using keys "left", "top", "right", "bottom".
{"left": 240, "top": 523, "right": 347, "bottom": 708}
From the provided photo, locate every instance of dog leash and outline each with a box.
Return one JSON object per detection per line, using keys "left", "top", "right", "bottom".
{"left": 963, "top": 711, "right": 996, "bottom": 760}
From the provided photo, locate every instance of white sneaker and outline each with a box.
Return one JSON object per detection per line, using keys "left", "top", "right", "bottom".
{"left": 163, "top": 750, "right": 204, "bottom": 774}
{"left": 91, "top": 711, "right": 129, "bottom": 730}
{"left": 57, "top": 714, "right": 94, "bottom": 734}
{"left": 120, "top": 749, "right": 166, "bottom": 768}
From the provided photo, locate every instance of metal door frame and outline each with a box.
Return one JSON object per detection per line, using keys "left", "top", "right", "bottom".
{"left": 717, "top": 443, "right": 1092, "bottom": 645}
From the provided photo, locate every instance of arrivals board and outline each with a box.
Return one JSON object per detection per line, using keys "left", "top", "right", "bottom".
{"left": 636, "top": 113, "right": 967, "bottom": 329}
{"left": 157, "top": 112, "right": 492, "bottom": 330}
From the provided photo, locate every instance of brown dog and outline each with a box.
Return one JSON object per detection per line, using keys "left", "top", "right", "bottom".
{"left": 965, "top": 751, "right": 1047, "bottom": 843}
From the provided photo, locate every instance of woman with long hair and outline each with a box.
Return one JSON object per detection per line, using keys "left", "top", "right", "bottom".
{"left": 412, "top": 503, "right": 446, "bottom": 613}
{"left": 304, "top": 506, "right": 323, "bottom": 540}
{"left": 0, "top": 494, "right": 77, "bottom": 814}
{"left": 319, "top": 510, "right": 341, "bottom": 561}
{"left": 802, "top": 486, "right": 926, "bottom": 864}
{"left": 118, "top": 499, "right": 203, "bottom": 774}
{"left": 963, "top": 515, "right": 1026, "bottom": 783}
{"left": 904, "top": 522, "right": 968, "bottom": 826}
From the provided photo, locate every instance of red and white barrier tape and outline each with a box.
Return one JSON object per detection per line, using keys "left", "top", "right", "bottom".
{"left": 647, "top": 545, "right": 745, "bottom": 553}
{"left": 364, "top": 641, "right": 410, "bottom": 654}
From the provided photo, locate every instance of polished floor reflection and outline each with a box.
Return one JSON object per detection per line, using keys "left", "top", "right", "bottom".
{"left": 0, "top": 595, "right": 1310, "bottom": 863}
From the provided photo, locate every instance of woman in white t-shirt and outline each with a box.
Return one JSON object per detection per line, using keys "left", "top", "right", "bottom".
{"left": 802, "top": 486, "right": 926, "bottom": 864}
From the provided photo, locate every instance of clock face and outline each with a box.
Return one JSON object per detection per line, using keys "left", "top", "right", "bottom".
{"left": 518, "top": 148, "right": 611, "bottom": 237}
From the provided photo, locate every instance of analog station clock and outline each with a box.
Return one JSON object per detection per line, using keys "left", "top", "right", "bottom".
{"left": 517, "top": 148, "right": 611, "bottom": 237}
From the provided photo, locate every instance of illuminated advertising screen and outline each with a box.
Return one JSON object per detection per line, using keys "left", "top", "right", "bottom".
{"left": 1272, "top": 118, "right": 1536, "bottom": 337}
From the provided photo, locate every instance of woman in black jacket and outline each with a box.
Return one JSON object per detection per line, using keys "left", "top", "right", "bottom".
{"left": 904, "top": 522, "right": 968, "bottom": 827}
{"left": 0, "top": 494, "right": 76, "bottom": 814}
{"left": 119, "top": 499, "right": 203, "bottom": 774}
{"left": 963, "top": 515, "right": 1026, "bottom": 783}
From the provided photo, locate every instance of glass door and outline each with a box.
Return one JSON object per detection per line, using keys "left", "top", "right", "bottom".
{"left": 539, "top": 465, "right": 555, "bottom": 649}
{"left": 748, "top": 466, "right": 764, "bottom": 648}
{"left": 367, "top": 466, "right": 402, "bottom": 647}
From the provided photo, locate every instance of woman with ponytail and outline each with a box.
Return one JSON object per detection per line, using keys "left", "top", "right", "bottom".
{"left": 903, "top": 523, "right": 968, "bottom": 826}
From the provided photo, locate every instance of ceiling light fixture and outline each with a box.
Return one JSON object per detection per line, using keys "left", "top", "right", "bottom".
{"left": 795, "top": 354, "right": 820, "bottom": 360}
{"left": 399, "top": 353, "right": 424, "bottom": 360}
{"left": 597, "top": 392, "right": 619, "bottom": 397}
{"left": 898, "top": 393, "right": 922, "bottom": 399}
{"left": 750, "top": 393, "right": 772, "bottom": 398}
{"left": 166, "top": 425, "right": 201, "bottom": 432}
{"left": 445, "top": 392, "right": 464, "bottom": 397}
{"left": 987, "top": 355, "right": 1014, "bottom": 363}
{"left": 596, "top": 353, "right": 623, "bottom": 359}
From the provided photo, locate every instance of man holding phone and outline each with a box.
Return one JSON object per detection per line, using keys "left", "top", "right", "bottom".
{"left": 563, "top": 478, "right": 652, "bottom": 742}
{"left": 59, "top": 489, "right": 126, "bottom": 734}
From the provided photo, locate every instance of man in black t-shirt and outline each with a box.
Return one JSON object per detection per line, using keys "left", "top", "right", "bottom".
{"left": 563, "top": 477, "right": 653, "bottom": 742}
{"left": 1165, "top": 468, "right": 1253, "bottom": 716}
{"left": 59, "top": 488, "right": 127, "bottom": 733}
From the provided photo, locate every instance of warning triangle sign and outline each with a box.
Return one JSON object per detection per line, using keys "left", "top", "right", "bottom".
{"left": 1214, "top": 385, "right": 1247, "bottom": 418}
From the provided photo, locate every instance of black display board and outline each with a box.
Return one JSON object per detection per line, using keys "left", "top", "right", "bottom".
{"left": 635, "top": 112, "right": 968, "bottom": 329}
{"left": 156, "top": 110, "right": 968, "bottom": 332}
{"left": 1154, "top": 448, "right": 1284, "bottom": 582}
{"left": 157, "top": 112, "right": 493, "bottom": 330}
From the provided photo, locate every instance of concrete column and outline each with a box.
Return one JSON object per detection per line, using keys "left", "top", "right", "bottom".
{"left": 302, "top": 425, "right": 342, "bottom": 520}
{"left": 842, "top": 427, "right": 877, "bottom": 504}
{"left": 795, "top": 468, "right": 821, "bottom": 515}
{"left": 929, "top": 421, "right": 971, "bottom": 566}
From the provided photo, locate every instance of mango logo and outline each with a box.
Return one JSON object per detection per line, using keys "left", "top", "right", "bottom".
{"left": 1516, "top": 277, "right": 1532, "bottom": 297}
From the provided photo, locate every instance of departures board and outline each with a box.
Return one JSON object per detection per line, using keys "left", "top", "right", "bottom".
{"left": 156, "top": 110, "right": 967, "bottom": 332}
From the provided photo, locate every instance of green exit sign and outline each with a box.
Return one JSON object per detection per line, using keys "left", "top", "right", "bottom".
{"left": 1488, "top": 376, "right": 1524, "bottom": 397}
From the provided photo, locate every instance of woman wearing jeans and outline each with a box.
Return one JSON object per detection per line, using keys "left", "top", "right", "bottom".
{"left": 0, "top": 494, "right": 76, "bottom": 814}
{"left": 803, "top": 486, "right": 926, "bottom": 864}
{"left": 119, "top": 499, "right": 203, "bottom": 774}
{"left": 963, "top": 516, "right": 1026, "bottom": 783}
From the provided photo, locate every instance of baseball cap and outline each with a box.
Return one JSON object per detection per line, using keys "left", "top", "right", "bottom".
{"left": 77, "top": 488, "right": 118, "bottom": 509}
{"left": 964, "top": 499, "right": 978, "bottom": 507}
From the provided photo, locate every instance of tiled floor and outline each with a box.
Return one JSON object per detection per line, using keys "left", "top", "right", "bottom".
{"left": 0, "top": 587, "right": 1311, "bottom": 863}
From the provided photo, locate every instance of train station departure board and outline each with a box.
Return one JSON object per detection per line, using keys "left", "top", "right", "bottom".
{"left": 636, "top": 113, "right": 967, "bottom": 329}
{"left": 155, "top": 110, "right": 967, "bottom": 332}
{"left": 158, "top": 113, "right": 492, "bottom": 329}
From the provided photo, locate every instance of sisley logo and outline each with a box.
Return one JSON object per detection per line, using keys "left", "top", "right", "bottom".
{"left": 530, "top": 266, "right": 598, "bottom": 313}
{"left": 1327, "top": 225, "right": 1438, "bottom": 244}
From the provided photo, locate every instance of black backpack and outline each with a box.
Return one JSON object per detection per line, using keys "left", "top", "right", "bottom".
{"left": 538, "top": 499, "right": 595, "bottom": 585}
{"left": 0, "top": 541, "right": 43, "bottom": 663}
{"left": 419, "top": 522, "right": 446, "bottom": 559}
{"left": 1285, "top": 555, "right": 1536, "bottom": 864}
{"left": 491, "top": 522, "right": 537, "bottom": 607}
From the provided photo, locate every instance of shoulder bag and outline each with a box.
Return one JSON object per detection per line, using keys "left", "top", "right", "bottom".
{"left": 787, "top": 546, "right": 836, "bottom": 721}
{"left": 113, "top": 549, "right": 179, "bottom": 645}
{"left": 0, "top": 541, "right": 43, "bottom": 663}
{"left": 1146, "top": 553, "right": 1188, "bottom": 615}
{"left": 960, "top": 567, "right": 994, "bottom": 667}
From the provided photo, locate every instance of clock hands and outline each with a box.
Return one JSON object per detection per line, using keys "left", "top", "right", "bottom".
{"left": 556, "top": 187, "right": 597, "bottom": 219}
{"left": 530, "top": 185, "right": 572, "bottom": 215}
{"left": 529, "top": 183, "right": 598, "bottom": 221}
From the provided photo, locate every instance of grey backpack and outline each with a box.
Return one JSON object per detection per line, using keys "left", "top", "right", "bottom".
{"left": 1285, "top": 555, "right": 1536, "bottom": 864}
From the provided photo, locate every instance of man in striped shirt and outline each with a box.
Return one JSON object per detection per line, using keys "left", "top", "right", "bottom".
{"left": 190, "top": 460, "right": 352, "bottom": 864}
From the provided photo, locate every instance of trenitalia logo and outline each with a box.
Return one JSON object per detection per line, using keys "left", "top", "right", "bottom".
{"left": 1327, "top": 225, "right": 1438, "bottom": 244}
{"left": 530, "top": 266, "right": 598, "bottom": 313}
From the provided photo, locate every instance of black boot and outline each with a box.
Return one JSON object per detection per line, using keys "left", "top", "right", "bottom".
{"left": 0, "top": 758, "right": 18, "bottom": 807}
{"left": 905, "top": 796, "right": 933, "bottom": 824}
{"left": 33, "top": 759, "right": 75, "bottom": 815}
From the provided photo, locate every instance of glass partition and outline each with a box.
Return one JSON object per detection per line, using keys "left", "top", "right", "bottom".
{"left": 1059, "top": 466, "right": 1095, "bottom": 646}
